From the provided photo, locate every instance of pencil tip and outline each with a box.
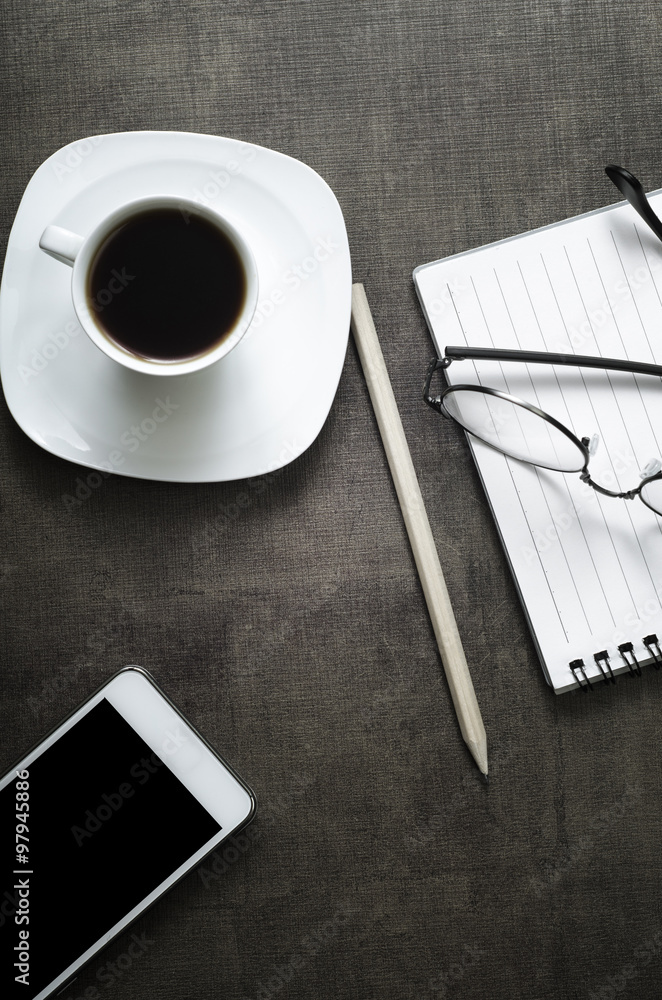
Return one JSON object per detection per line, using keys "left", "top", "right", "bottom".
{"left": 480, "top": 772, "right": 489, "bottom": 784}
{"left": 466, "top": 738, "right": 488, "bottom": 779}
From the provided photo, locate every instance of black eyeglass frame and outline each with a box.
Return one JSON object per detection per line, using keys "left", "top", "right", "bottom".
{"left": 423, "top": 345, "right": 662, "bottom": 512}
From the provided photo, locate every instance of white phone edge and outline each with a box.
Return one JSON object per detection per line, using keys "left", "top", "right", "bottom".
{"left": 1, "top": 665, "right": 256, "bottom": 1000}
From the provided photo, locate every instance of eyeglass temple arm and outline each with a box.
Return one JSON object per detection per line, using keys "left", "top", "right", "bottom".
{"left": 444, "top": 345, "right": 662, "bottom": 378}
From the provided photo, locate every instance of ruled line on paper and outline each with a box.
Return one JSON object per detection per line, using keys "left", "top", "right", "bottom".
{"left": 634, "top": 225, "right": 662, "bottom": 313}
{"left": 532, "top": 466, "right": 592, "bottom": 633}
{"left": 605, "top": 231, "right": 662, "bottom": 456}
{"left": 586, "top": 236, "right": 629, "bottom": 356}
{"left": 471, "top": 438, "right": 570, "bottom": 640}
{"left": 492, "top": 259, "right": 621, "bottom": 631}
{"left": 515, "top": 258, "right": 577, "bottom": 429}
{"left": 582, "top": 232, "right": 662, "bottom": 547}
{"left": 503, "top": 251, "right": 654, "bottom": 611}
{"left": 564, "top": 244, "right": 662, "bottom": 485}
{"left": 539, "top": 248, "right": 636, "bottom": 483}
{"left": 554, "top": 482, "right": 617, "bottom": 630}
{"left": 506, "top": 459, "right": 569, "bottom": 639}
{"left": 457, "top": 267, "right": 641, "bottom": 627}
{"left": 610, "top": 230, "right": 655, "bottom": 358}
{"left": 564, "top": 246, "right": 662, "bottom": 570}
{"left": 470, "top": 275, "right": 592, "bottom": 633}
{"left": 491, "top": 252, "right": 650, "bottom": 614}
{"left": 580, "top": 235, "right": 662, "bottom": 550}
{"left": 447, "top": 281, "right": 466, "bottom": 337}
{"left": 447, "top": 279, "right": 568, "bottom": 636}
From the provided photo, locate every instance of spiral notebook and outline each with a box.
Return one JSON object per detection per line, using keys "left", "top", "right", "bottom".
{"left": 414, "top": 192, "right": 662, "bottom": 693}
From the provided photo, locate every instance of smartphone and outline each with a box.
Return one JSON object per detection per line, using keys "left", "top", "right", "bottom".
{"left": 0, "top": 666, "right": 255, "bottom": 1000}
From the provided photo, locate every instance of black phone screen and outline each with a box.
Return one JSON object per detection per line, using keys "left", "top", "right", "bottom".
{"left": 0, "top": 698, "right": 222, "bottom": 999}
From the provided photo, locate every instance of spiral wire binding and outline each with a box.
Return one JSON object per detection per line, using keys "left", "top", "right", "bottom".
{"left": 643, "top": 634, "right": 662, "bottom": 669}
{"left": 619, "top": 642, "right": 642, "bottom": 677}
{"left": 569, "top": 634, "right": 661, "bottom": 690}
{"left": 594, "top": 650, "right": 616, "bottom": 685}
{"left": 569, "top": 659, "right": 592, "bottom": 692}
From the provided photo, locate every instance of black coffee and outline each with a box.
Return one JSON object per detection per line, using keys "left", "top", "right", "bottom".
{"left": 87, "top": 207, "right": 247, "bottom": 362}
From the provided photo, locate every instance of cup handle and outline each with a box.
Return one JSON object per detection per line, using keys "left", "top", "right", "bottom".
{"left": 39, "top": 225, "right": 85, "bottom": 267}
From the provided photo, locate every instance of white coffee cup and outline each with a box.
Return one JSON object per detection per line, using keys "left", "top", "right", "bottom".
{"left": 39, "top": 195, "right": 259, "bottom": 376}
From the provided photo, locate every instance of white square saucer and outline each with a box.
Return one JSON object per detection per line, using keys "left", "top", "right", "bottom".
{"left": 0, "top": 132, "right": 352, "bottom": 481}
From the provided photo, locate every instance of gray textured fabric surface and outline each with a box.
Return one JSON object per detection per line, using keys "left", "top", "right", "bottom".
{"left": 2, "top": 2, "right": 662, "bottom": 998}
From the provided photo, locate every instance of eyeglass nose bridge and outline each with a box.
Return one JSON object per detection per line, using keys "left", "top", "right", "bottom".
{"left": 580, "top": 471, "right": 638, "bottom": 500}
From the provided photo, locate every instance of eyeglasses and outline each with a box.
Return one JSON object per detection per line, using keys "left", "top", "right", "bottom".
{"left": 423, "top": 346, "right": 662, "bottom": 516}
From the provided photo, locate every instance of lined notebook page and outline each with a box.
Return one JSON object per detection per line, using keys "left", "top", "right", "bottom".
{"left": 414, "top": 193, "right": 662, "bottom": 693}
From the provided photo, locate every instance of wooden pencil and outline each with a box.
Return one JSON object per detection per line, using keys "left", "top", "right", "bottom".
{"left": 350, "top": 282, "right": 488, "bottom": 779}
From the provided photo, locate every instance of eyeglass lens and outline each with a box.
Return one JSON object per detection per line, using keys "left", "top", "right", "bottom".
{"left": 442, "top": 387, "right": 585, "bottom": 473}
{"left": 639, "top": 477, "right": 662, "bottom": 515}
